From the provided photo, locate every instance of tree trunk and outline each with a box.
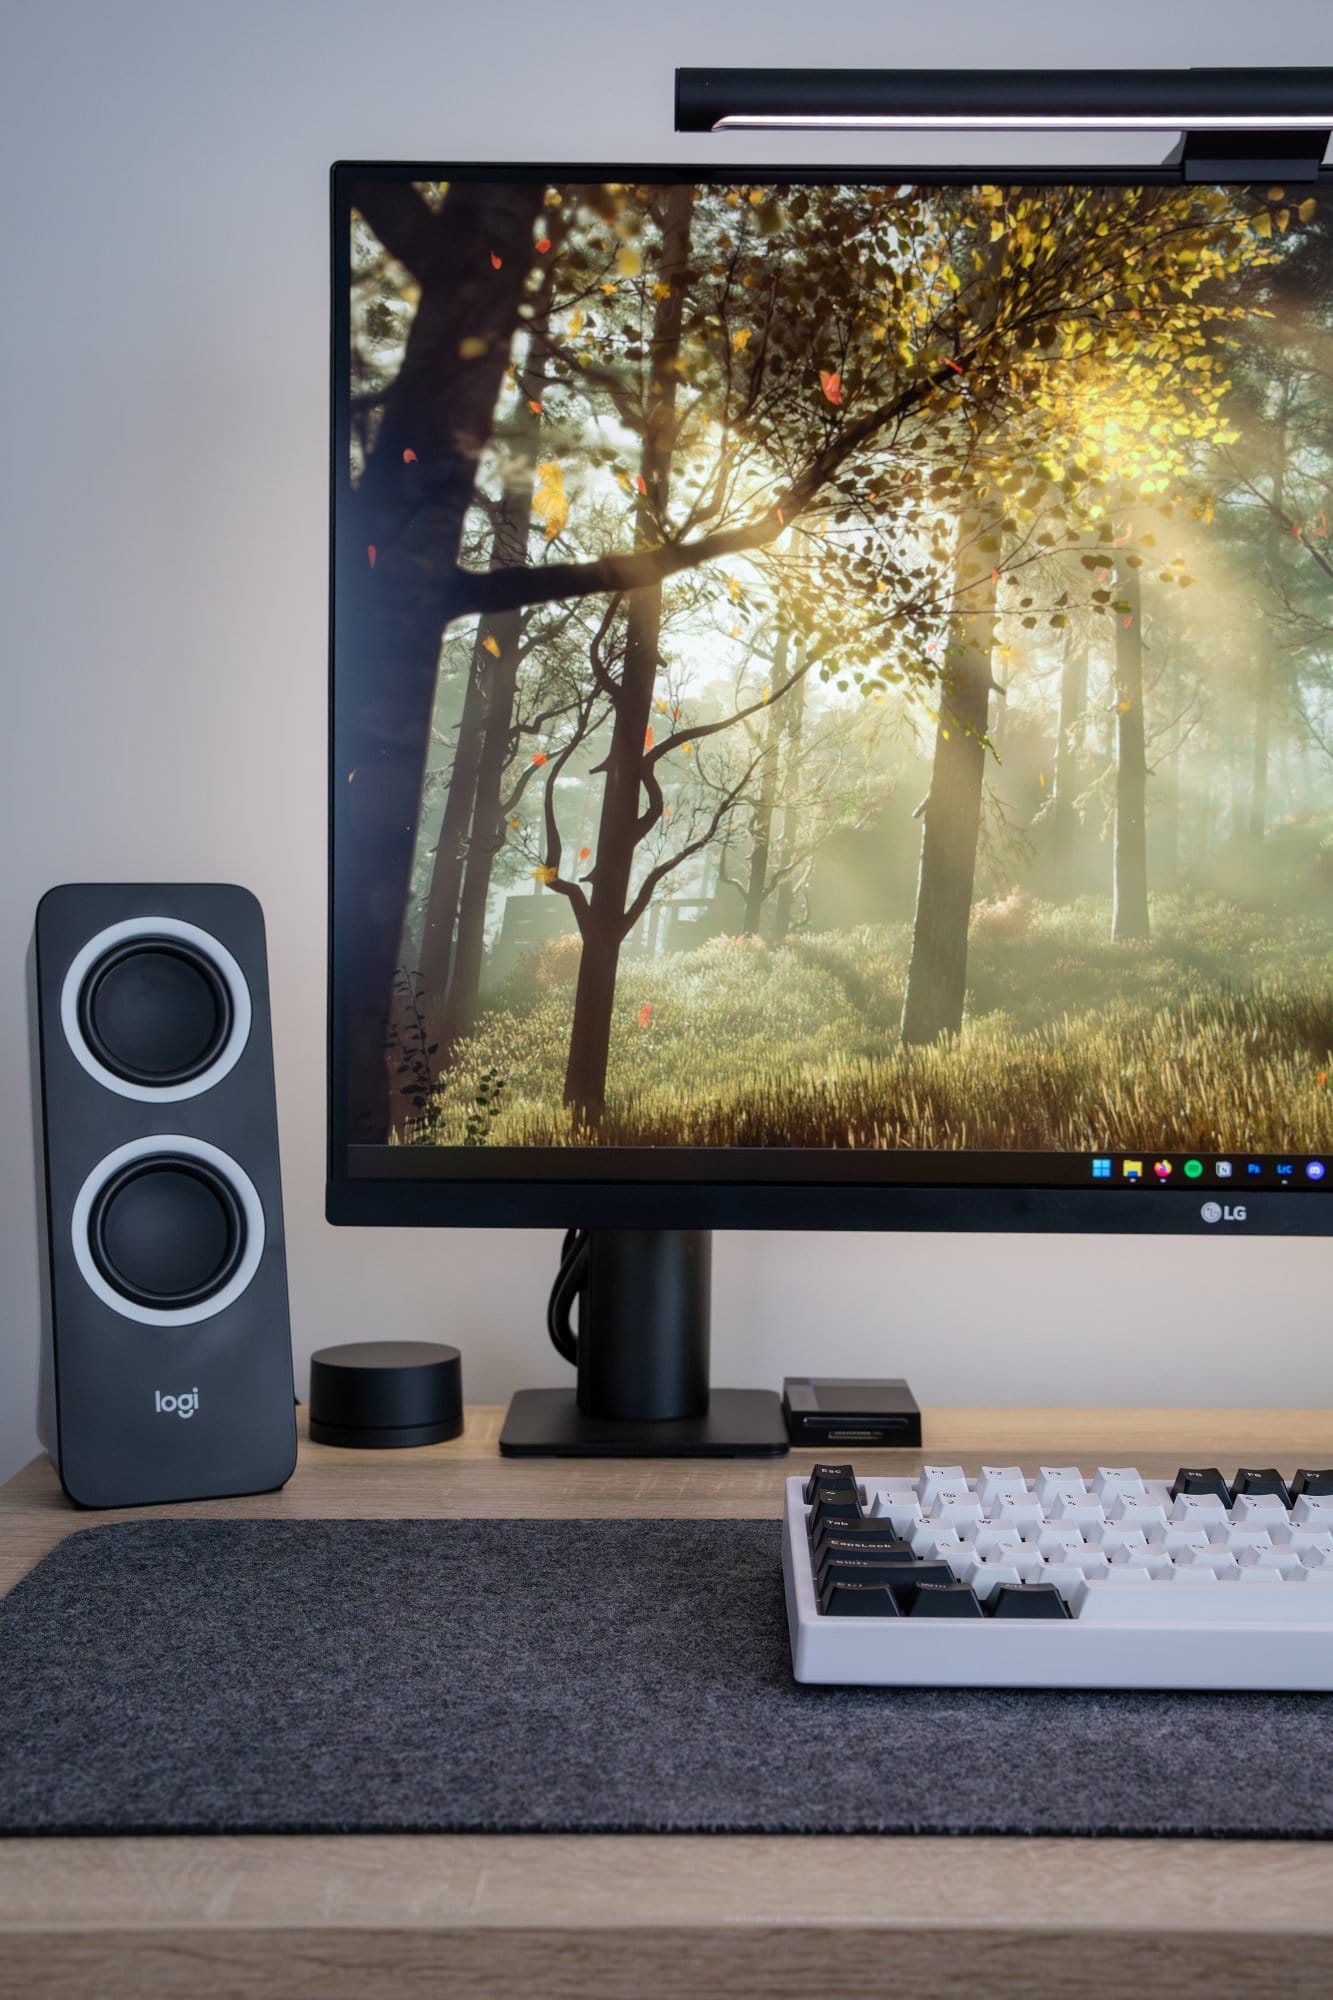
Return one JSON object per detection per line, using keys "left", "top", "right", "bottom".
{"left": 1112, "top": 559, "right": 1149, "bottom": 941}
{"left": 773, "top": 654, "right": 808, "bottom": 941}
{"left": 1250, "top": 391, "right": 1290, "bottom": 841}
{"left": 742, "top": 632, "right": 789, "bottom": 935}
{"left": 900, "top": 530, "right": 998, "bottom": 1045}
{"left": 562, "top": 185, "right": 695, "bottom": 1123}
{"left": 1047, "top": 622, "right": 1086, "bottom": 899}
{"left": 339, "top": 178, "right": 545, "bottom": 1142}
{"left": 418, "top": 640, "right": 488, "bottom": 1042}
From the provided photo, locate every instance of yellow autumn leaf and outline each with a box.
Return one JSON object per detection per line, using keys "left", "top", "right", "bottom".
{"left": 532, "top": 460, "right": 568, "bottom": 541}
{"left": 871, "top": 323, "right": 886, "bottom": 341}
{"left": 532, "top": 865, "right": 558, "bottom": 886}
{"left": 727, "top": 576, "right": 741, "bottom": 601}
{"left": 458, "top": 336, "right": 488, "bottom": 359}
{"left": 600, "top": 281, "right": 618, "bottom": 295}
{"left": 748, "top": 188, "right": 763, "bottom": 206}
{"left": 651, "top": 280, "right": 672, "bottom": 300}
{"left": 615, "top": 245, "right": 641, "bottom": 278}
{"left": 1253, "top": 210, "right": 1273, "bottom": 238}
{"left": 1299, "top": 197, "right": 1318, "bottom": 223}
{"left": 482, "top": 634, "right": 501, "bottom": 658}
{"left": 761, "top": 683, "right": 771, "bottom": 706}
{"left": 990, "top": 218, "right": 1006, "bottom": 241}
{"left": 732, "top": 327, "right": 752, "bottom": 352}
{"left": 544, "top": 188, "right": 563, "bottom": 208}
{"left": 567, "top": 307, "right": 584, "bottom": 336}
{"left": 682, "top": 743, "right": 693, "bottom": 756}
{"left": 655, "top": 697, "right": 668, "bottom": 713}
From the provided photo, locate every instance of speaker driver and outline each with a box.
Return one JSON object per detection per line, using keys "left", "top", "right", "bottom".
{"left": 88, "top": 1156, "right": 245, "bottom": 1310}
{"left": 59, "top": 916, "right": 252, "bottom": 1102}
{"left": 70, "top": 1134, "right": 267, "bottom": 1327}
{"left": 78, "top": 939, "right": 232, "bottom": 1087}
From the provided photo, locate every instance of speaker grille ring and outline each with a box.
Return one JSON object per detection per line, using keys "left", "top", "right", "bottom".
{"left": 70, "top": 1136, "right": 266, "bottom": 1326}
{"left": 59, "top": 917, "right": 252, "bottom": 1101}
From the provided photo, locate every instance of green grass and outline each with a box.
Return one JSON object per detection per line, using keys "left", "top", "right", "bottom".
{"left": 414, "top": 894, "right": 1333, "bottom": 1152}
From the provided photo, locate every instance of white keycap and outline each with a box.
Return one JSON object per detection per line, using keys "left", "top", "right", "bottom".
{"left": 1038, "top": 1562, "right": 1083, "bottom": 1598}
{"left": 931, "top": 1489, "right": 984, "bottom": 1528}
{"left": 1171, "top": 1494, "right": 1227, "bottom": 1525}
{"left": 1088, "top": 1523, "right": 1149, "bottom": 1558}
{"left": 1149, "top": 1523, "right": 1212, "bottom": 1556}
{"left": 869, "top": 1493, "right": 924, "bottom": 1537}
{"left": 1109, "top": 1492, "right": 1167, "bottom": 1529}
{"left": 1219, "top": 1566, "right": 1282, "bottom": 1588}
{"left": 975, "top": 1524, "right": 1024, "bottom": 1558}
{"left": 992, "top": 1493, "right": 1045, "bottom": 1529}
{"left": 1293, "top": 1496, "right": 1333, "bottom": 1528}
{"left": 1094, "top": 1467, "right": 1146, "bottom": 1502}
{"left": 1199, "top": 1552, "right": 1240, "bottom": 1579}
{"left": 1050, "top": 1494, "right": 1106, "bottom": 1529}
{"left": 1268, "top": 1525, "right": 1333, "bottom": 1555}
{"left": 1239, "top": 1546, "right": 1304, "bottom": 1574}
{"left": 1038, "top": 1525, "right": 1086, "bottom": 1561}
{"left": 1036, "top": 1467, "right": 1085, "bottom": 1507}
{"left": 1232, "top": 1493, "right": 1289, "bottom": 1525}
{"left": 910, "top": 1524, "right": 969, "bottom": 1561}
{"left": 1169, "top": 1544, "right": 1212, "bottom": 1567}
{"left": 977, "top": 1465, "right": 1027, "bottom": 1508}
{"left": 962, "top": 1558, "right": 1022, "bottom": 1600}
{"left": 1292, "top": 1564, "right": 1333, "bottom": 1585}
{"left": 1068, "top": 1550, "right": 1111, "bottom": 1579}
{"left": 1140, "top": 1552, "right": 1176, "bottom": 1578}
{"left": 1073, "top": 1575, "right": 1333, "bottom": 1623}
{"left": 916, "top": 1465, "right": 968, "bottom": 1508}
{"left": 1010, "top": 1550, "right": 1047, "bottom": 1584}
{"left": 1213, "top": 1526, "right": 1272, "bottom": 1556}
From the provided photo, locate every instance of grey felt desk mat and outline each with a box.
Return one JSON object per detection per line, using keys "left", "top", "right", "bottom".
{"left": 2, "top": 1517, "right": 1331, "bottom": 1838}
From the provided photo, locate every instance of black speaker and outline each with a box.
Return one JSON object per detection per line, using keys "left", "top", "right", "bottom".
{"left": 30, "top": 883, "right": 297, "bottom": 1507}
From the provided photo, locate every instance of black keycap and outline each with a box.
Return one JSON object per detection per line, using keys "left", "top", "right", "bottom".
{"left": 986, "top": 1584, "right": 1071, "bottom": 1620}
{"left": 811, "top": 1518, "right": 908, "bottom": 1547}
{"left": 806, "top": 1485, "right": 864, "bottom": 1534}
{"left": 818, "top": 1580, "right": 902, "bottom": 1617}
{"left": 814, "top": 1535, "right": 916, "bottom": 1571}
{"left": 817, "top": 1556, "right": 923, "bottom": 1589}
{"left": 1170, "top": 1467, "right": 1232, "bottom": 1506}
{"left": 1291, "top": 1469, "right": 1333, "bottom": 1500}
{"left": 803, "top": 1463, "right": 859, "bottom": 1505}
{"left": 903, "top": 1582, "right": 984, "bottom": 1618}
{"left": 1230, "top": 1466, "right": 1292, "bottom": 1507}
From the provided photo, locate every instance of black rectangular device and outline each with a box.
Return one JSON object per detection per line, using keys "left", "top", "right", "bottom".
{"left": 783, "top": 1378, "right": 923, "bottom": 1449}
{"left": 326, "top": 92, "right": 1333, "bottom": 1452}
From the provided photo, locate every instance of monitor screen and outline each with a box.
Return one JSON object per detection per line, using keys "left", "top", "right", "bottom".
{"left": 329, "top": 165, "right": 1332, "bottom": 1223}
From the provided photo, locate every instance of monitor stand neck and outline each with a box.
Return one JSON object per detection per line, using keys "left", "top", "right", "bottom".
{"left": 499, "top": 1228, "right": 789, "bottom": 1458}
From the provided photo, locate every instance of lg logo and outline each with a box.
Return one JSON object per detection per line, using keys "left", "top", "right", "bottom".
{"left": 154, "top": 1388, "right": 199, "bottom": 1419}
{"left": 1201, "top": 1202, "right": 1247, "bottom": 1224}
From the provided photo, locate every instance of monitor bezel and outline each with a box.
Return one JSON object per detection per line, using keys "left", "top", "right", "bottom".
{"left": 328, "top": 158, "right": 1333, "bottom": 1238}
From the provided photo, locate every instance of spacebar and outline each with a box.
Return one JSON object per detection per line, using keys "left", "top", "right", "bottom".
{"left": 1074, "top": 1581, "right": 1333, "bottom": 1624}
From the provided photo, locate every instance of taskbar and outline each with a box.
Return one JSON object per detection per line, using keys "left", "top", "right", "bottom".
{"left": 345, "top": 1143, "right": 1330, "bottom": 1187}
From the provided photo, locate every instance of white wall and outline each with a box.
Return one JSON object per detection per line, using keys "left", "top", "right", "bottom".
{"left": 3, "top": 0, "right": 1331, "bottom": 1486}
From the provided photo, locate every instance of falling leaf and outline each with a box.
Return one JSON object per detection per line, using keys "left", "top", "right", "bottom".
{"left": 533, "top": 865, "right": 557, "bottom": 885}
{"left": 482, "top": 635, "right": 501, "bottom": 658}
{"left": 567, "top": 308, "right": 584, "bottom": 336}
{"left": 944, "top": 357, "right": 964, "bottom": 373}
{"left": 748, "top": 188, "right": 763, "bottom": 206}
{"left": 1299, "top": 197, "right": 1318, "bottom": 224}
{"left": 635, "top": 474, "right": 648, "bottom": 496}
{"left": 655, "top": 696, "right": 668, "bottom": 714}
{"left": 1254, "top": 210, "right": 1273, "bottom": 239}
{"left": 1122, "top": 615, "right": 1133, "bottom": 629}
{"left": 579, "top": 845, "right": 592, "bottom": 861}
{"left": 615, "top": 245, "right": 641, "bottom": 278}
{"left": 871, "top": 323, "right": 886, "bottom": 341}
{"left": 651, "top": 280, "right": 672, "bottom": 300}
{"left": 347, "top": 769, "right": 356, "bottom": 783}
{"left": 819, "top": 369, "right": 843, "bottom": 406}
{"left": 532, "top": 461, "right": 568, "bottom": 541}
{"left": 644, "top": 727, "right": 654, "bottom": 752}
{"left": 1319, "top": 1070, "right": 1328, "bottom": 1088}
{"left": 402, "top": 448, "right": 417, "bottom": 464}
{"left": 776, "top": 506, "right": 784, "bottom": 526}
{"left": 509, "top": 816, "right": 521, "bottom": 829}
{"left": 531, "top": 751, "right": 549, "bottom": 767}
{"left": 664, "top": 804, "right": 673, "bottom": 818}
{"left": 732, "top": 327, "right": 752, "bottom": 352}
{"left": 458, "top": 336, "right": 488, "bottom": 359}
{"left": 991, "top": 567, "right": 1000, "bottom": 583}
{"left": 535, "top": 236, "right": 552, "bottom": 254}
{"left": 761, "top": 683, "right": 771, "bottom": 706}
{"left": 727, "top": 576, "right": 741, "bottom": 602}
{"left": 544, "top": 188, "right": 562, "bottom": 208}
{"left": 528, "top": 399, "right": 543, "bottom": 415}
{"left": 682, "top": 743, "right": 693, "bottom": 756}
{"left": 637, "top": 1003, "right": 653, "bottom": 1028}
{"left": 672, "top": 706, "right": 680, "bottom": 720}
{"left": 600, "top": 282, "right": 618, "bottom": 295}
{"left": 1038, "top": 772, "right": 1046, "bottom": 788}
{"left": 367, "top": 545, "right": 377, "bottom": 569}
{"left": 490, "top": 252, "right": 503, "bottom": 269}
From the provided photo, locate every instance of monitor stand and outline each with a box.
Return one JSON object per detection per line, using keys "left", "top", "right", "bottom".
{"left": 498, "top": 1229, "right": 789, "bottom": 1457}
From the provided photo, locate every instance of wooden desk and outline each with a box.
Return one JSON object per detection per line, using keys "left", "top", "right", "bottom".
{"left": 3, "top": 1407, "right": 1333, "bottom": 2000}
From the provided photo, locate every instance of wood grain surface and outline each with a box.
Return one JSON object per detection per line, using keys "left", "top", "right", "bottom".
{"left": 3, "top": 1406, "right": 1332, "bottom": 1998}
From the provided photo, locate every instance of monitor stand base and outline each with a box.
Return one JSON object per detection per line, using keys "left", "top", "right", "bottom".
{"left": 498, "top": 1386, "right": 789, "bottom": 1458}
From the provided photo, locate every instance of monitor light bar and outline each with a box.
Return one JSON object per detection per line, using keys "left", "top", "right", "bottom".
{"left": 675, "top": 67, "right": 1333, "bottom": 140}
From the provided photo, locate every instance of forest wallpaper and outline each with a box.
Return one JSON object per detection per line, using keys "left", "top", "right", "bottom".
{"left": 336, "top": 174, "right": 1333, "bottom": 1155}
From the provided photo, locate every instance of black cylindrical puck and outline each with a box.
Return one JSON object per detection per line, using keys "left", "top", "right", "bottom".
{"left": 308, "top": 1341, "right": 464, "bottom": 1448}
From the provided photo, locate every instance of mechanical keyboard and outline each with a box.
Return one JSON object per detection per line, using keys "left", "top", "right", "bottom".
{"left": 782, "top": 1460, "right": 1333, "bottom": 1688}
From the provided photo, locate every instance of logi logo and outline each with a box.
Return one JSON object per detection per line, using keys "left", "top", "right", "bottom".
{"left": 1200, "top": 1202, "right": 1246, "bottom": 1224}
{"left": 154, "top": 1388, "right": 199, "bottom": 1418}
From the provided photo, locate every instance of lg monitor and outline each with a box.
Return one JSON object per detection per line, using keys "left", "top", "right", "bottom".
{"left": 328, "top": 150, "right": 1333, "bottom": 1454}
